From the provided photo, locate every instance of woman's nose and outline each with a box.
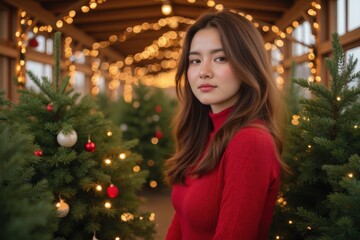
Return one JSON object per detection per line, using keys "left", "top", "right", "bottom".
{"left": 199, "top": 61, "right": 213, "bottom": 79}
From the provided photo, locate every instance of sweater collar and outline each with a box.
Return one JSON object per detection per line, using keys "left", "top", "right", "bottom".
{"left": 209, "top": 106, "right": 234, "bottom": 132}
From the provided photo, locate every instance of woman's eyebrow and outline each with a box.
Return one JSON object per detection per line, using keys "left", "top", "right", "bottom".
{"left": 188, "top": 48, "right": 224, "bottom": 56}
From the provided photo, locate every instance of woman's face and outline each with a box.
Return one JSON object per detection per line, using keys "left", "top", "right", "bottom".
{"left": 187, "top": 27, "right": 241, "bottom": 113}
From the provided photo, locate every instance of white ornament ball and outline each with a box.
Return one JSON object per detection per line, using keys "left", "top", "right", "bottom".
{"left": 56, "top": 199, "right": 70, "bottom": 218}
{"left": 120, "top": 123, "right": 128, "bottom": 132}
{"left": 57, "top": 129, "right": 78, "bottom": 147}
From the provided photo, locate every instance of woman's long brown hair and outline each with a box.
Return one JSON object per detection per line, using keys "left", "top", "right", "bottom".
{"left": 165, "top": 9, "right": 287, "bottom": 185}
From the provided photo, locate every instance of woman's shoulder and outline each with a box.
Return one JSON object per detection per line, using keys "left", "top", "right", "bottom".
{"left": 228, "top": 121, "right": 276, "bottom": 151}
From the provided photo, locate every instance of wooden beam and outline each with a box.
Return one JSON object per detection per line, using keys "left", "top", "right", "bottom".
{"left": 318, "top": 27, "right": 360, "bottom": 55}
{"left": 219, "top": 0, "right": 292, "bottom": 12}
{"left": 96, "top": 0, "right": 160, "bottom": 10}
{"left": 264, "top": 0, "right": 313, "bottom": 42}
{"left": 77, "top": 20, "right": 158, "bottom": 32}
{"left": 4, "top": 0, "right": 125, "bottom": 62}
{"left": 57, "top": 0, "right": 88, "bottom": 18}
{"left": 0, "top": 41, "right": 17, "bottom": 58}
{"left": 75, "top": 6, "right": 162, "bottom": 23}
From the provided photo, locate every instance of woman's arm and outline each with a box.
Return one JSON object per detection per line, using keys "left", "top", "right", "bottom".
{"left": 213, "top": 128, "right": 280, "bottom": 240}
{"left": 166, "top": 212, "right": 182, "bottom": 240}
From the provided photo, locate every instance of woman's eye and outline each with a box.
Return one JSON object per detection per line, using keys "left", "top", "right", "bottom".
{"left": 215, "top": 56, "right": 226, "bottom": 62}
{"left": 189, "top": 59, "right": 200, "bottom": 64}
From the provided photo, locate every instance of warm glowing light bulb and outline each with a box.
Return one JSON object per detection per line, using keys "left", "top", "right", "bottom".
{"left": 292, "top": 21, "right": 299, "bottom": 28}
{"left": 149, "top": 212, "right": 156, "bottom": 221}
{"left": 133, "top": 165, "right": 141, "bottom": 172}
{"left": 262, "top": 26, "right": 270, "bottom": 32}
{"left": 149, "top": 181, "right": 158, "bottom": 188}
{"left": 119, "top": 153, "right": 126, "bottom": 159}
{"left": 90, "top": 2, "right": 97, "bottom": 9}
{"left": 96, "top": 185, "right": 102, "bottom": 191}
{"left": 215, "top": 4, "right": 224, "bottom": 11}
{"left": 69, "top": 10, "right": 76, "bottom": 17}
{"left": 151, "top": 137, "right": 159, "bottom": 144}
{"left": 207, "top": 0, "right": 215, "bottom": 7}
{"left": 161, "top": 1, "right": 172, "bottom": 15}
{"left": 104, "top": 201, "right": 112, "bottom": 208}
{"left": 56, "top": 20, "right": 63, "bottom": 28}
{"left": 104, "top": 158, "right": 112, "bottom": 165}
{"left": 81, "top": 6, "right": 90, "bottom": 13}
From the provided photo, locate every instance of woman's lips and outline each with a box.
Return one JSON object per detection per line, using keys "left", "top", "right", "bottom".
{"left": 199, "top": 84, "right": 216, "bottom": 92}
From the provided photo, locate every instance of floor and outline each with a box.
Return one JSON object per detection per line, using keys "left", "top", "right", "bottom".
{"left": 138, "top": 188, "right": 174, "bottom": 240}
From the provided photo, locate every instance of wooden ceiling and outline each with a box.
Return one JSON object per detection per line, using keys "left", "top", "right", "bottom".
{"left": 5, "top": 0, "right": 308, "bottom": 75}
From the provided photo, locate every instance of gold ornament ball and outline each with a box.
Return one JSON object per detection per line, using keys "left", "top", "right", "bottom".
{"left": 56, "top": 199, "right": 70, "bottom": 218}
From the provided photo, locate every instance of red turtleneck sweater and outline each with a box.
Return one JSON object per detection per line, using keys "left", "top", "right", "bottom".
{"left": 166, "top": 107, "right": 281, "bottom": 240}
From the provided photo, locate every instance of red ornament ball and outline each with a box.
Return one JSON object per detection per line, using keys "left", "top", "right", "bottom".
{"left": 155, "top": 130, "right": 163, "bottom": 139}
{"left": 34, "top": 149, "right": 43, "bottom": 156}
{"left": 28, "top": 37, "right": 39, "bottom": 48}
{"left": 85, "top": 140, "right": 96, "bottom": 152}
{"left": 107, "top": 184, "right": 119, "bottom": 198}
{"left": 154, "top": 105, "right": 162, "bottom": 113}
{"left": 46, "top": 104, "right": 53, "bottom": 112}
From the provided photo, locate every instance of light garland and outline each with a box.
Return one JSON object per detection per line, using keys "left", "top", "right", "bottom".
{"left": 15, "top": 0, "right": 323, "bottom": 102}
{"left": 37, "top": 0, "right": 107, "bottom": 33}
{"left": 15, "top": 10, "right": 30, "bottom": 87}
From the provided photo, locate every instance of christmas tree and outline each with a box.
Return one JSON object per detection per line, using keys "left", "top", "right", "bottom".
{"left": 5, "top": 33, "right": 155, "bottom": 240}
{"left": 0, "top": 92, "right": 57, "bottom": 240}
{"left": 270, "top": 33, "right": 360, "bottom": 239}
{"left": 98, "top": 84, "right": 176, "bottom": 190}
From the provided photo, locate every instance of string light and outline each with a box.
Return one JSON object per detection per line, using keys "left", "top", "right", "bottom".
{"left": 121, "top": 213, "right": 134, "bottom": 222}
{"left": 17, "top": 1, "right": 322, "bottom": 99}
{"left": 133, "top": 165, "right": 141, "bottom": 172}
{"left": 151, "top": 137, "right": 159, "bottom": 144}
{"left": 149, "top": 212, "right": 156, "bottom": 221}
{"left": 104, "top": 201, "right": 112, "bottom": 209}
{"left": 95, "top": 185, "right": 103, "bottom": 191}
{"left": 149, "top": 180, "right": 158, "bottom": 188}
{"left": 104, "top": 158, "right": 112, "bottom": 166}
{"left": 161, "top": 0, "right": 172, "bottom": 16}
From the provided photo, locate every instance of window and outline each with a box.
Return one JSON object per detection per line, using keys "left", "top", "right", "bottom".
{"left": 70, "top": 51, "right": 86, "bottom": 64}
{"left": 337, "top": 0, "right": 360, "bottom": 35}
{"left": 293, "top": 62, "right": 311, "bottom": 98}
{"left": 46, "top": 38, "right": 53, "bottom": 55}
{"left": 271, "top": 48, "right": 281, "bottom": 66}
{"left": 25, "top": 60, "right": 52, "bottom": 92}
{"left": 292, "top": 21, "right": 315, "bottom": 57}
{"left": 27, "top": 32, "right": 52, "bottom": 54}
{"left": 337, "top": 0, "right": 346, "bottom": 35}
{"left": 73, "top": 71, "right": 86, "bottom": 95}
{"left": 98, "top": 75, "right": 106, "bottom": 93}
{"left": 348, "top": 0, "right": 360, "bottom": 31}
{"left": 346, "top": 46, "right": 360, "bottom": 88}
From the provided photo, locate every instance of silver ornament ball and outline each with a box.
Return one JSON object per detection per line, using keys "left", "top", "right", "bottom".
{"left": 57, "top": 129, "right": 78, "bottom": 147}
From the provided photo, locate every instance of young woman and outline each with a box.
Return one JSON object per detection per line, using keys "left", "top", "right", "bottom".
{"left": 165, "top": 9, "right": 287, "bottom": 240}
